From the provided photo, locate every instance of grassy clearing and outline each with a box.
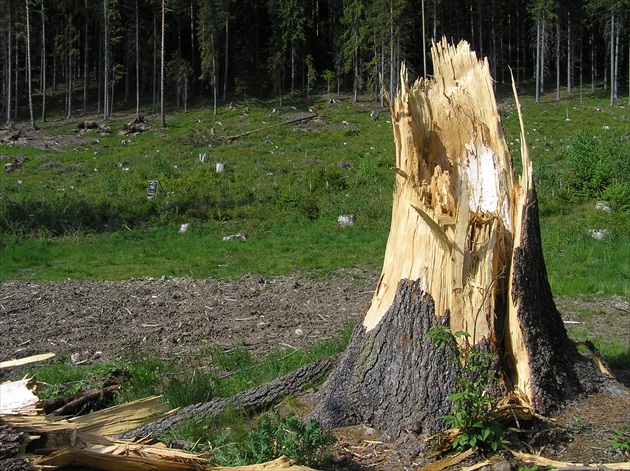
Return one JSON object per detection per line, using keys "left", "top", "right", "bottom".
{"left": 1, "top": 87, "right": 627, "bottom": 299}
{"left": 1, "top": 97, "right": 394, "bottom": 281}
{"left": 1, "top": 219, "right": 388, "bottom": 280}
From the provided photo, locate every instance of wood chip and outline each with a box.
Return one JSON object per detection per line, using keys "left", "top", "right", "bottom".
{"left": 417, "top": 447, "right": 477, "bottom": 471}
{"left": 0, "top": 352, "right": 56, "bottom": 370}
{"left": 508, "top": 449, "right": 630, "bottom": 470}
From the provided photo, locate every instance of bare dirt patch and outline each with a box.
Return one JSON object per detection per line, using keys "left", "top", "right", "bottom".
{"left": 0, "top": 270, "right": 628, "bottom": 469}
{"left": 0, "top": 269, "right": 378, "bottom": 363}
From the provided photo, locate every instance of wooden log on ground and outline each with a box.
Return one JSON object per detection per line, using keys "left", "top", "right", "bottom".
{"left": 123, "top": 353, "right": 341, "bottom": 439}
{"left": 49, "top": 385, "right": 120, "bottom": 417}
{"left": 0, "top": 353, "right": 55, "bottom": 370}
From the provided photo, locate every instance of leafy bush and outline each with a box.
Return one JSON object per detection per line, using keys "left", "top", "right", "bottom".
{"left": 426, "top": 326, "right": 508, "bottom": 453}
{"left": 356, "top": 159, "right": 383, "bottom": 192}
{"left": 611, "top": 425, "right": 630, "bottom": 455}
{"left": 310, "top": 167, "right": 348, "bottom": 192}
{"left": 563, "top": 131, "right": 629, "bottom": 202}
{"left": 601, "top": 181, "right": 630, "bottom": 212}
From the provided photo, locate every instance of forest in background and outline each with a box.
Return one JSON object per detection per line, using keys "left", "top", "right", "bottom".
{"left": 1, "top": 0, "right": 628, "bottom": 127}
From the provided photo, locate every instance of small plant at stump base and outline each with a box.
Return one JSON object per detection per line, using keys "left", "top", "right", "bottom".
{"left": 426, "top": 326, "right": 509, "bottom": 453}
{"left": 610, "top": 425, "right": 630, "bottom": 455}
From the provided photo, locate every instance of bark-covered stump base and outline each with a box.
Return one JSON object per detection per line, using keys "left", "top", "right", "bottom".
{"left": 312, "top": 279, "right": 461, "bottom": 441}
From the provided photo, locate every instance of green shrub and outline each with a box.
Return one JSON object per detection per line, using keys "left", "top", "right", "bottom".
{"left": 563, "top": 131, "right": 629, "bottom": 201}
{"left": 356, "top": 159, "right": 383, "bottom": 192}
{"left": 611, "top": 425, "right": 630, "bottom": 455}
{"left": 426, "top": 326, "right": 508, "bottom": 453}
{"left": 298, "top": 194, "right": 321, "bottom": 221}
{"left": 601, "top": 181, "right": 630, "bottom": 212}
{"left": 211, "top": 412, "right": 335, "bottom": 467}
{"left": 310, "top": 167, "right": 348, "bottom": 192}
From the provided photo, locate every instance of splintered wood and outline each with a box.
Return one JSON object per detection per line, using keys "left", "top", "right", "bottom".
{"left": 0, "top": 376, "right": 317, "bottom": 470}
{"left": 0, "top": 377, "right": 41, "bottom": 416}
{"left": 362, "top": 38, "right": 537, "bottom": 402}
{"left": 364, "top": 39, "right": 518, "bottom": 340}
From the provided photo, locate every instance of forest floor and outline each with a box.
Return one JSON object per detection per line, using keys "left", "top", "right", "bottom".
{"left": 1, "top": 270, "right": 628, "bottom": 469}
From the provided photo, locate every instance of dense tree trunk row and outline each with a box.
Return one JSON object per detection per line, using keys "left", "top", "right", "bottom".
{"left": 0, "top": 0, "right": 627, "bottom": 126}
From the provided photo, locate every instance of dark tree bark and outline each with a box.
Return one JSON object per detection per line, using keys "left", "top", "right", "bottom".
{"left": 103, "top": 0, "right": 109, "bottom": 119}
{"left": 310, "top": 39, "right": 621, "bottom": 443}
{"left": 567, "top": 11, "right": 572, "bottom": 96}
{"left": 4, "top": 3, "right": 13, "bottom": 126}
{"left": 135, "top": 0, "right": 140, "bottom": 118}
{"left": 83, "top": 0, "right": 88, "bottom": 115}
{"left": 312, "top": 281, "right": 460, "bottom": 441}
{"left": 40, "top": 0, "right": 47, "bottom": 122}
{"left": 160, "top": 0, "right": 165, "bottom": 128}
{"left": 25, "top": 0, "right": 34, "bottom": 128}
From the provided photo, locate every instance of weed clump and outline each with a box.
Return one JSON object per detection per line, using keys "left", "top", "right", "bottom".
{"left": 210, "top": 412, "right": 335, "bottom": 467}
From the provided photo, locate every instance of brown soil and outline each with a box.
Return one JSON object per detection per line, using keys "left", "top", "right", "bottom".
{"left": 1, "top": 270, "right": 628, "bottom": 469}
{"left": 0, "top": 269, "right": 377, "bottom": 363}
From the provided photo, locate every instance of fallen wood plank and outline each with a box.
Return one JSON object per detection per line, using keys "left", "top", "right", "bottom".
{"left": 3, "top": 396, "right": 174, "bottom": 436}
{"left": 460, "top": 460, "right": 491, "bottom": 471}
{"left": 223, "top": 114, "right": 317, "bottom": 142}
{"left": 69, "top": 396, "right": 176, "bottom": 436}
{"left": 0, "top": 353, "right": 56, "bottom": 370}
{"left": 211, "top": 456, "right": 317, "bottom": 470}
{"left": 35, "top": 451, "right": 317, "bottom": 471}
{"left": 34, "top": 447, "right": 205, "bottom": 471}
{"left": 417, "top": 447, "right": 477, "bottom": 471}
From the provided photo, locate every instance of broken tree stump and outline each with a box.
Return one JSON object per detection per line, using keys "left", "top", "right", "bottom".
{"left": 310, "top": 39, "right": 624, "bottom": 442}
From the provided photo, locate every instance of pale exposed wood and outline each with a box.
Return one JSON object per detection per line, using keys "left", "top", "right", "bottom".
{"left": 311, "top": 38, "right": 617, "bottom": 441}
{"left": 461, "top": 460, "right": 491, "bottom": 471}
{"left": 358, "top": 38, "right": 542, "bottom": 406}
{"left": 34, "top": 447, "right": 202, "bottom": 471}
{"left": 504, "top": 67, "right": 534, "bottom": 402}
{"left": 575, "top": 340, "right": 615, "bottom": 377}
{"left": 417, "top": 447, "right": 476, "bottom": 471}
{"left": 3, "top": 394, "right": 319, "bottom": 471}
{"left": 0, "top": 352, "right": 55, "bottom": 370}
{"left": 2, "top": 377, "right": 323, "bottom": 470}
{"left": 34, "top": 447, "right": 316, "bottom": 471}
{"left": 508, "top": 449, "right": 630, "bottom": 470}
{"left": 212, "top": 456, "right": 317, "bottom": 470}
{"left": 0, "top": 377, "right": 40, "bottom": 415}
{"left": 362, "top": 39, "right": 536, "bottom": 401}
{"left": 363, "top": 40, "right": 516, "bottom": 354}
{"left": 68, "top": 395, "right": 176, "bottom": 436}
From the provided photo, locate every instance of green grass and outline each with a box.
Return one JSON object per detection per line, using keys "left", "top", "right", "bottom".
{"left": 1, "top": 86, "right": 628, "bottom": 298}
{"left": 0, "top": 219, "right": 388, "bottom": 280}
{"left": 16, "top": 322, "right": 354, "bottom": 409}
{"left": 542, "top": 204, "right": 629, "bottom": 297}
